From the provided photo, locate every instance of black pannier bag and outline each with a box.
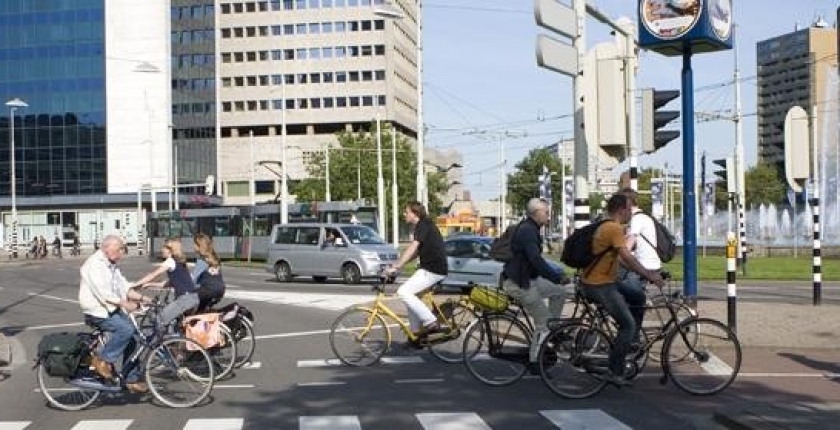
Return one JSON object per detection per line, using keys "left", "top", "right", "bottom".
{"left": 37, "top": 332, "right": 85, "bottom": 378}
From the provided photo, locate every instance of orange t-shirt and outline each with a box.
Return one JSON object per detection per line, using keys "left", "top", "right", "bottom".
{"left": 580, "top": 220, "right": 626, "bottom": 286}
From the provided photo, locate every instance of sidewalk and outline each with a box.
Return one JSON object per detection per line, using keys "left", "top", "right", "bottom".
{"left": 695, "top": 300, "right": 840, "bottom": 429}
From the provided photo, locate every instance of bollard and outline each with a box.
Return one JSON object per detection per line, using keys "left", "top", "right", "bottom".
{"left": 726, "top": 232, "right": 737, "bottom": 333}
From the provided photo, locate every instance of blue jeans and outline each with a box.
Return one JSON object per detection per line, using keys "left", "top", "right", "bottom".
{"left": 618, "top": 267, "right": 647, "bottom": 341}
{"left": 159, "top": 293, "right": 199, "bottom": 328}
{"left": 580, "top": 282, "right": 636, "bottom": 377}
{"left": 85, "top": 312, "right": 141, "bottom": 382}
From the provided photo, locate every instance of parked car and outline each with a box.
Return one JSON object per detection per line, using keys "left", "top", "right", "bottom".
{"left": 443, "top": 234, "right": 567, "bottom": 290}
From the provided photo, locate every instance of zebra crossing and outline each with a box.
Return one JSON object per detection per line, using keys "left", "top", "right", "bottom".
{"left": 0, "top": 410, "right": 633, "bottom": 430}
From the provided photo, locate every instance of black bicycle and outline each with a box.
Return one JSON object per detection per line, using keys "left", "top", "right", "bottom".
{"left": 35, "top": 299, "right": 215, "bottom": 410}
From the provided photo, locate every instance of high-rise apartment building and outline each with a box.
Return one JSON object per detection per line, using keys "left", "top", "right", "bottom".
{"left": 756, "top": 23, "right": 837, "bottom": 174}
{"left": 215, "top": 0, "right": 421, "bottom": 205}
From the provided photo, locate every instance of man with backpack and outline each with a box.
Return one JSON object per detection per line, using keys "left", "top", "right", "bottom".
{"left": 579, "top": 193, "right": 665, "bottom": 387}
{"left": 501, "top": 198, "right": 569, "bottom": 364}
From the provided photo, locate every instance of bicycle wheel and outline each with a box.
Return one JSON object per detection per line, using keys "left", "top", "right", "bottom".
{"left": 538, "top": 322, "right": 610, "bottom": 399}
{"left": 428, "top": 301, "right": 476, "bottom": 364}
{"left": 644, "top": 298, "right": 696, "bottom": 362}
{"left": 330, "top": 308, "right": 390, "bottom": 367}
{"left": 36, "top": 363, "right": 100, "bottom": 411}
{"left": 206, "top": 324, "right": 237, "bottom": 380}
{"left": 662, "top": 318, "right": 741, "bottom": 395}
{"left": 145, "top": 337, "right": 214, "bottom": 408}
{"left": 228, "top": 316, "right": 256, "bottom": 368}
{"left": 462, "top": 313, "right": 531, "bottom": 386}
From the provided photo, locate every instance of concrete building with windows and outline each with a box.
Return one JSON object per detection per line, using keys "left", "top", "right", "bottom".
{"left": 216, "top": 0, "right": 429, "bottom": 205}
{"left": 756, "top": 22, "right": 837, "bottom": 174}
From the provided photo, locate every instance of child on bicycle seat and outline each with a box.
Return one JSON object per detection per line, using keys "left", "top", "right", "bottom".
{"left": 135, "top": 239, "right": 198, "bottom": 331}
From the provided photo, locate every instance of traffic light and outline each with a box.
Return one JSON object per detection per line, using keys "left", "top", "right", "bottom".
{"left": 641, "top": 88, "right": 680, "bottom": 154}
{"left": 204, "top": 175, "right": 215, "bottom": 196}
{"left": 713, "top": 157, "right": 735, "bottom": 193}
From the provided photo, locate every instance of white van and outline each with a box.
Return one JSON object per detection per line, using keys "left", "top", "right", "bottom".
{"left": 265, "top": 223, "right": 399, "bottom": 284}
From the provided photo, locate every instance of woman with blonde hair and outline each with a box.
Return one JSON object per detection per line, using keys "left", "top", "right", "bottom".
{"left": 192, "top": 233, "right": 226, "bottom": 310}
{"left": 135, "top": 238, "right": 198, "bottom": 330}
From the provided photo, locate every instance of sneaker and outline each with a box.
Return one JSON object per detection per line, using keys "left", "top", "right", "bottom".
{"left": 126, "top": 381, "right": 149, "bottom": 394}
{"left": 415, "top": 323, "right": 444, "bottom": 338}
{"left": 90, "top": 355, "right": 113, "bottom": 379}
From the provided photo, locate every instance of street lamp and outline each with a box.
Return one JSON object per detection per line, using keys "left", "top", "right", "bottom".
{"left": 5, "top": 98, "right": 27, "bottom": 258}
{"left": 426, "top": 161, "right": 462, "bottom": 173}
{"left": 374, "top": 2, "right": 425, "bottom": 206}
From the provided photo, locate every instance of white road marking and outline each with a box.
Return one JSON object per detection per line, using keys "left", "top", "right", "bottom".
{"left": 540, "top": 410, "right": 631, "bottom": 430}
{"left": 71, "top": 420, "right": 133, "bottom": 430}
{"left": 241, "top": 361, "right": 261, "bottom": 369}
{"left": 416, "top": 413, "right": 491, "bottom": 430}
{"left": 699, "top": 352, "right": 734, "bottom": 376}
{"left": 257, "top": 329, "right": 332, "bottom": 340}
{"left": 300, "top": 416, "right": 361, "bottom": 430}
{"left": 297, "top": 381, "right": 347, "bottom": 387}
{"left": 24, "top": 322, "right": 84, "bottom": 331}
{"left": 395, "top": 378, "right": 445, "bottom": 384}
{"left": 0, "top": 423, "right": 31, "bottom": 430}
{"left": 214, "top": 384, "right": 256, "bottom": 389}
{"left": 26, "top": 292, "right": 78, "bottom": 304}
{"left": 183, "top": 419, "right": 244, "bottom": 430}
{"left": 298, "top": 356, "right": 424, "bottom": 367}
{"left": 224, "top": 290, "right": 372, "bottom": 311}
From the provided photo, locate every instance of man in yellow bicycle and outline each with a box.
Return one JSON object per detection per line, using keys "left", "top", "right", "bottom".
{"left": 386, "top": 201, "right": 447, "bottom": 346}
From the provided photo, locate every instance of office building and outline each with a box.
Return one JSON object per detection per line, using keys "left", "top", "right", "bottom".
{"left": 756, "top": 22, "right": 837, "bottom": 174}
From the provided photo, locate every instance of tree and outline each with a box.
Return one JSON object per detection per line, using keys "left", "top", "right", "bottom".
{"left": 506, "top": 147, "right": 568, "bottom": 218}
{"left": 745, "top": 163, "right": 785, "bottom": 207}
{"left": 291, "top": 122, "right": 447, "bottom": 235}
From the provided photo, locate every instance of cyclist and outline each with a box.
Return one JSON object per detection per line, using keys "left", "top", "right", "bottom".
{"left": 135, "top": 239, "right": 198, "bottom": 331}
{"left": 386, "top": 201, "right": 447, "bottom": 344}
{"left": 617, "top": 188, "right": 659, "bottom": 344}
{"left": 192, "top": 233, "right": 226, "bottom": 311}
{"left": 78, "top": 235, "right": 150, "bottom": 393}
{"left": 502, "top": 197, "right": 569, "bottom": 363}
{"left": 579, "top": 193, "right": 665, "bottom": 387}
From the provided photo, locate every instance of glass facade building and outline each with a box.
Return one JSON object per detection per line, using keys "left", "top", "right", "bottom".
{"left": 0, "top": 0, "right": 107, "bottom": 197}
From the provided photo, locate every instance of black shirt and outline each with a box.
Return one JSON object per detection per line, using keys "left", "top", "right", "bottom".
{"left": 413, "top": 217, "right": 448, "bottom": 276}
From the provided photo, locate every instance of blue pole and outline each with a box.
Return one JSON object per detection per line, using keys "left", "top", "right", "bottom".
{"left": 682, "top": 44, "right": 697, "bottom": 302}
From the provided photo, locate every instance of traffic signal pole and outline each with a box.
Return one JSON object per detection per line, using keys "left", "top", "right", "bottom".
{"left": 682, "top": 45, "right": 698, "bottom": 304}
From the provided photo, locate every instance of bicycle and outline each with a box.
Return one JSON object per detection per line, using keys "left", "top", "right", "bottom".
{"left": 537, "top": 274, "right": 742, "bottom": 399}
{"left": 329, "top": 276, "right": 474, "bottom": 366}
{"left": 461, "top": 287, "right": 536, "bottom": 387}
{"left": 208, "top": 301, "right": 256, "bottom": 369}
{"left": 35, "top": 298, "right": 215, "bottom": 410}
{"left": 152, "top": 289, "right": 238, "bottom": 380}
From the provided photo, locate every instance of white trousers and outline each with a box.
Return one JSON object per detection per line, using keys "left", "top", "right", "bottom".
{"left": 397, "top": 269, "right": 446, "bottom": 331}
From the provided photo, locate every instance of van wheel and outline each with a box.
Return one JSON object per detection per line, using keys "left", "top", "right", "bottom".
{"left": 313, "top": 276, "right": 327, "bottom": 283}
{"left": 341, "top": 264, "right": 361, "bottom": 285}
{"left": 274, "top": 262, "right": 292, "bottom": 282}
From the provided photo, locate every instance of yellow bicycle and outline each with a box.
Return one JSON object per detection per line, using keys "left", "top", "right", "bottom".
{"left": 329, "top": 278, "right": 475, "bottom": 366}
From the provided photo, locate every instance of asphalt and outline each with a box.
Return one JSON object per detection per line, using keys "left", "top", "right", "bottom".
{"left": 1, "top": 251, "right": 838, "bottom": 428}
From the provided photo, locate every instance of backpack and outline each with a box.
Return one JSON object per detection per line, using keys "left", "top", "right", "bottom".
{"left": 633, "top": 212, "right": 677, "bottom": 263}
{"left": 488, "top": 223, "right": 520, "bottom": 262}
{"left": 560, "top": 220, "right": 610, "bottom": 269}
{"left": 37, "top": 332, "right": 85, "bottom": 377}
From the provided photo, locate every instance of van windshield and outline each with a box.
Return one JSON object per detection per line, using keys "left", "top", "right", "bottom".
{"left": 340, "top": 225, "right": 385, "bottom": 245}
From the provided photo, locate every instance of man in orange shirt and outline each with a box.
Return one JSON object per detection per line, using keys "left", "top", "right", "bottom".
{"left": 579, "top": 193, "right": 665, "bottom": 386}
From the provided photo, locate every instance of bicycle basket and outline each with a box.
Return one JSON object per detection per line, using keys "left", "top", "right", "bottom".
{"left": 469, "top": 285, "right": 509, "bottom": 312}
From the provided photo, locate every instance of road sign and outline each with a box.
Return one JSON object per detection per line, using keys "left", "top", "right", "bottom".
{"left": 535, "top": 0, "right": 578, "bottom": 39}
{"left": 783, "top": 106, "right": 809, "bottom": 192}
{"left": 536, "top": 34, "right": 578, "bottom": 78}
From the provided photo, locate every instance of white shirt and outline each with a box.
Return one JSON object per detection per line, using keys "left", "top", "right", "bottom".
{"left": 629, "top": 209, "right": 661, "bottom": 270}
{"left": 79, "top": 250, "right": 132, "bottom": 318}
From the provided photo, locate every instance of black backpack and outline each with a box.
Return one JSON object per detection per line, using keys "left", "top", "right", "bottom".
{"left": 560, "top": 220, "right": 610, "bottom": 269}
{"left": 633, "top": 212, "right": 677, "bottom": 263}
{"left": 488, "top": 223, "right": 520, "bottom": 262}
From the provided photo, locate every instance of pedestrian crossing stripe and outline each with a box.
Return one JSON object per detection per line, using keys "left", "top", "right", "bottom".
{"left": 297, "top": 356, "right": 424, "bottom": 367}
{"left": 0, "top": 410, "right": 633, "bottom": 429}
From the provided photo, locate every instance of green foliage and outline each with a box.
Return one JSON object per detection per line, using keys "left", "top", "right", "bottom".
{"left": 506, "top": 147, "right": 568, "bottom": 217}
{"left": 291, "top": 122, "right": 448, "bottom": 234}
{"left": 745, "top": 163, "right": 786, "bottom": 207}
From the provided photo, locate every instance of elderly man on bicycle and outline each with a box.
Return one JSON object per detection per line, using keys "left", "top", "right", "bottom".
{"left": 78, "top": 235, "right": 150, "bottom": 393}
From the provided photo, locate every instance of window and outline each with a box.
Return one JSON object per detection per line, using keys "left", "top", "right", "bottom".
{"left": 377, "top": 95, "right": 386, "bottom": 106}
{"left": 323, "top": 72, "right": 333, "bottom": 82}
{"left": 349, "top": 21, "right": 360, "bottom": 32}
{"left": 296, "top": 23, "right": 307, "bottom": 34}
{"left": 324, "top": 97, "right": 334, "bottom": 108}
{"left": 374, "top": 19, "right": 384, "bottom": 30}
{"left": 260, "top": 100, "right": 269, "bottom": 110}
{"left": 259, "top": 75, "right": 269, "bottom": 85}
{"left": 272, "top": 25, "right": 283, "bottom": 36}
{"left": 234, "top": 52, "right": 244, "bottom": 62}
{"left": 285, "top": 74, "right": 295, "bottom": 84}
{"left": 322, "top": 22, "right": 332, "bottom": 33}
{"left": 361, "top": 45, "right": 372, "bottom": 56}
{"left": 246, "top": 27, "right": 256, "bottom": 37}
{"left": 310, "top": 98, "right": 321, "bottom": 109}
{"left": 228, "top": 181, "right": 248, "bottom": 197}
{"left": 247, "top": 51, "right": 257, "bottom": 61}
{"left": 274, "top": 227, "right": 296, "bottom": 244}
{"left": 336, "top": 97, "right": 347, "bottom": 107}
{"left": 296, "top": 48, "right": 307, "bottom": 59}
{"left": 234, "top": 77, "right": 244, "bottom": 86}
{"left": 259, "top": 51, "right": 269, "bottom": 61}
{"left": 284, "top": 24, "right": 294, "bottom": 34}
{"left": 247, "top": 76, "right": 257, "bottom": 86}
{"left": 297, "top": 73, "right": 308, "bottom": 84}
{"left": 247, "top": 101, "right": 257, "bottom": 111}
{"left": 335, "top": 46, "right": 346, "bottom": 58}
{"left": 374, "top": 45, "right": 385, "bottom": 55}
{"left": 272, "top": 99, "right": 283, "bottom": 110}
{"left": 221, "top": 28, "right": 231, "bottom": 38}
{"left": 362, "top": 96, "right": 373, "bottom": 106}
{"left": 259, "top": 26, "right": 269, "bottom": 36}
{"left": 221, "top": 77, "right": 232, "bottom": 87}
{"left": 375, "top": 70, "right": 385, "bottom": 80}
{"left": 322, "top": 47, "right": 333, "bottom": 58}
{"left": 349, "top": 46, "right": 360, "bottom": 57}
{"left": 349, "top": 96, "right": 360, "bottom": 107}
{"left": 309, "top": 48, "right": 320, "bottom": 59}
{"left": 361, "top": 20, "right": 372, "bottom": 31}
{"left": 222, "top": 102, "right": 232, "bottom": 112}
{"left": 298, "top": 98, "right": 308, "bottom": 108}
{"left": 335, "top": 21, "right": 346, "bottom": 32}
{"left": 309, "top": 23, "right": 320, "bottom": 34}
{"left": 361, "top": 71, "right": 372, "bottom": 81}
{"left": 295, "top": 227, "right": 320, "bottom": 245}
{"left": 221, "top": 52, "right": 232, "bottom": 63}
{"left": 336, "top": 71, "right": 347, "bottom": 82}
{"left": 348, "top": 71, "right": 359, "bottom": 81}
{"left": 234, "top": 27, "right": 244, "bottom": 37}
{"left": 310, "top": 73, "right": 321, "bottom": 83}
